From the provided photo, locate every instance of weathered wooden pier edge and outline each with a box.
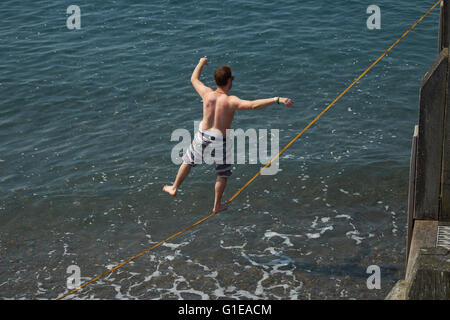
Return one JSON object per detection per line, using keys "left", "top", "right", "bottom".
{"left": 386, "top": 0, "right": 450, "bottom": 300}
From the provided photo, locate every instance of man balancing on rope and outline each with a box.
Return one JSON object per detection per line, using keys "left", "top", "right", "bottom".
{"left": 163, "top": 57, "right": 293, "bottom": 213}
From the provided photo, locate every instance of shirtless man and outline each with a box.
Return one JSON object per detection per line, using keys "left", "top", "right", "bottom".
{"left": 163, "top": 57, "right": 293, "bottom": 213}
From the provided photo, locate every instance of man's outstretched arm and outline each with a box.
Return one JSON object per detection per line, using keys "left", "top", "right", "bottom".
{"left": 231, "top": 96, "right": 294, "bottom": 110}
{"left": 191, "top": 57, "right": 212, "bottom": 99}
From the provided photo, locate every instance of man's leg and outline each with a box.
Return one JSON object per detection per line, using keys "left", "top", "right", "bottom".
{"left": 213, "top": 176, "right": 228, "bottom": 213}
{"left": 163, "top": 162, "right": 192, "bottom": 196}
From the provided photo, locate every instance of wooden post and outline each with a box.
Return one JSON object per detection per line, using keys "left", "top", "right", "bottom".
{"left": 439, "top": 0, "right": 450, "bottom": 53}
{"left": 414, "top": 49, "right": 448, "bottom": 220}
{"left": 407, "top": 125, "right": 419, "bottom": 261}
{"left": 442, "top": 59, "right": 450, "bottom": 220}
{"left": 440, "top": 0, "right": 450, "bottom": 220}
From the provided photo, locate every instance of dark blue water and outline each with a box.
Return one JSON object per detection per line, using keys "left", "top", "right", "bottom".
{"left": 0, "top": 0, "right": 440, "bottom": 299}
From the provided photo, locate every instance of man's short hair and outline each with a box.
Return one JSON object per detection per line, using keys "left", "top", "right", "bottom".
{"left": 214, "top": 65, "right": 232, "bottom": 87}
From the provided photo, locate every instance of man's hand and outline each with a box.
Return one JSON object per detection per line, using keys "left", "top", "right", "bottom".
{"left": 191, "top": 57, "right": 209, "bottom": 82}
{"left": 199, "top": 57, "right": 209, "bottom": 66}
{"left": 280, "top": 97, "right": 294, "bottom": 108}
{"left": 191, "top": 57, "right": 213, "bottom": 99}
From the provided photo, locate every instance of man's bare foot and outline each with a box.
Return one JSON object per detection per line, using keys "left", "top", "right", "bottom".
{"left": 162, "top": 185, "right": 177, "bottom": 196}
{"left": 213, "top": 202, "right": 228, "bottom": 213}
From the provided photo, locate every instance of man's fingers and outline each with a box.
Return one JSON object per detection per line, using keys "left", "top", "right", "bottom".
{"left": 200, "top": 57, "right": 209, "bottom": 65}
{"left": 283, "top": 98, "right": 293, "bottom": 107}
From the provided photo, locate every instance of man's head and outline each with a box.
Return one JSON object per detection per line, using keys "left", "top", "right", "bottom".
{"left": 214, "top": 65, "right": 234, "bottom": 89}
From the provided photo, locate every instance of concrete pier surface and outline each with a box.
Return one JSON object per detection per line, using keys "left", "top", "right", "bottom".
{"left": 387, "top": 222, "right": 450, "bottom": 299}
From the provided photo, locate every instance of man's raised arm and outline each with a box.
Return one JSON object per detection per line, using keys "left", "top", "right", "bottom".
{"left": 191, "top": 57, "right": 212, "bottom": 98}
{"left": 230, "top": 96, "right": 294, "bottom": 110}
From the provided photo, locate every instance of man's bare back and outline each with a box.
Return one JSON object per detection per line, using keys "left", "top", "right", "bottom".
{"left": 163, "top": 57, "right": 293, "bottom": 213}
{"left": 199, "top": 91, "right": 235, "bottom": 136}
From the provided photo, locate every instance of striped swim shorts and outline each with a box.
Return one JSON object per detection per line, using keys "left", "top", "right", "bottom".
{"left": 182, "top": 128, "right": 232, "bottom": 177}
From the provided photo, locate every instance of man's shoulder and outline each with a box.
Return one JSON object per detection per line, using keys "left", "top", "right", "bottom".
{"left": 224, "top": 95, "right": 240, "bottom": 108}
{"left": 226, "top": 95, "right": 240, "bottom": 103}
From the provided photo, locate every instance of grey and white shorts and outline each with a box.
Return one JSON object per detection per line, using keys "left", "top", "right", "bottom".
{"left": 182, "top": 128, "right": 232, "bottom": 177}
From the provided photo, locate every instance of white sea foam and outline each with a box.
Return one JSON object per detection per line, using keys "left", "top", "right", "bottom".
{"left": 335, "top": 214, "right": 352, "bottom": 220}
{"left": 263, "top": 231, "right": 295, "bottom": 247}
{"left": 346, "top": 230, "right": 364, "bottom": 244}
{"left": 220, "top": 239, "right": 247, "bottom": 250}
{"left": 306, "top": 233, "right": 320, "bottom": 239}
{"left": 306, "top": 225, "right": 333, "bottom": 240}
{"left": 162, "top": 241, "right": 189, "bottom": 249}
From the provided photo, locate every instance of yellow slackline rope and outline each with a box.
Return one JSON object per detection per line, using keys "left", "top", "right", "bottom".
{"left": 56, "top": 0, "right": 442, "bottom": 300}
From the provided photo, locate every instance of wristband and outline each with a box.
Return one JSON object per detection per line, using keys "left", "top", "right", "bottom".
{"left": 274, "top": 97, "right": 280, "bottom": 104}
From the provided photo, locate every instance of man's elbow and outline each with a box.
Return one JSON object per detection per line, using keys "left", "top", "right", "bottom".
{"left": 190, "top": 77, "right": 199, "bottom": 84}
{"left": 250, "top": 101, "right": 261, "bottom": 110}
